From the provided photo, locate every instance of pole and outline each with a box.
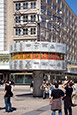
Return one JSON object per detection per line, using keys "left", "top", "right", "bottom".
{"left": 37, "top": 14, "right": 40, "bottom": 41}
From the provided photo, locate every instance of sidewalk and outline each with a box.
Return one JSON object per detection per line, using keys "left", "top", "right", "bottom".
{"left": 0, "top": 85, "right": 77, "bottom": 115}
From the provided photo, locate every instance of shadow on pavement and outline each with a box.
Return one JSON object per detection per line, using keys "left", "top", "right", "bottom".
{"left": 22, "top": 105, "right": 50, "bottom": 115}
{"left": 16, "top": 93, "right": 33, "bottom": 97}
{"left": 0, "top": 107, "right": 17, "bottom": 112}
{"left": 0, "top": 107, "right": 5, "bottom": 110}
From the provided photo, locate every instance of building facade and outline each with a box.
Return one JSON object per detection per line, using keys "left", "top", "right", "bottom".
{"left": 0, "top": 0, "right": 77, "bottom": 83}
{"left": 6, "top": 0, "right": 76, "bottom": 62}
{"left": 0, "top": 0, "right": 6, "bottom": 51}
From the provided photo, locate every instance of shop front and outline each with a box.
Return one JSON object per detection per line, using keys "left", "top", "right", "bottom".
{"left": 11, "top": 73, "right": 33, "bottom": 84}
{"left": 0, "top": 51, "right": 10, "bottom": 81}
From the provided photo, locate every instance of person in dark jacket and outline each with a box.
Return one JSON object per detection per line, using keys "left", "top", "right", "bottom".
{"left": 50, "top": 83, "right": 64, "bottom": 115}
{"left": 4, "top": 81, "right": 13, "bottom": 112}
{"left": 62, "top": 81, "right": 73, "bottom": 115}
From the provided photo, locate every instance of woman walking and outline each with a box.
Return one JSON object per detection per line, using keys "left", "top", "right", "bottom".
{"left": 62, "top": 81, "right": 73, "bottom": 115}
{"left": 50, "top": 83, "right": 64, "bottom": 115}
{"left": 4, "top": 81, "right": 13, "bottom": 112}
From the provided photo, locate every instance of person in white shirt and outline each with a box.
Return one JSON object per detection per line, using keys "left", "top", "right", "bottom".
{"left": 72, "top": 82, "right": 77, "bottom": 105}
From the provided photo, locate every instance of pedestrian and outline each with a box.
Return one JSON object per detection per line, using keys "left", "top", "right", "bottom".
{"left": 62, "top": 81, "right": 73, "bottom": 115}
{"left": 45, "top": 83, "right": 50, "bottom": 98}
{"left": 30, "top": 81, "right": 34, "bottom": 93}
{"left": 40, "top": 80, "right": 47, "bottom": 99}
{"left": 49, "top": 82, "right": 54, "bottom": 99}
{"left": 50, "top": 83, "right": 64, "bottom": 115}
{"left": 71, "top": 81, "right": 77, "bottom": 105}
{"left": 4, "top": 81, "right": 13, "bottom": 112}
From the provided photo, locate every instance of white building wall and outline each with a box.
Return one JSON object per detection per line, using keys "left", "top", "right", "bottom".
{"left": 0, "top": 0, "right": 5, "bottom": 51}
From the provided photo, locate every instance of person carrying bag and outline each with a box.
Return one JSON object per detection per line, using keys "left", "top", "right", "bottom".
{"left": 50, "top": 83, "right": 64, "bottom": 115}
{"left": 4, "top": 81, "right": 13, "bottom": 112}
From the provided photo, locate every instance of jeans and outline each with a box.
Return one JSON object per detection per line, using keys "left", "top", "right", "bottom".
{"left": 52, "top": 110, "right": 62, "bottom": 115}
{"left": 5, "top": 97, "right": 12, "bottom": 112}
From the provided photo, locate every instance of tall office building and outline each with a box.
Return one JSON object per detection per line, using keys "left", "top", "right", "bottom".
{"left": 7, "top": 0, "right": 77, "bottom": 62}
{"left": 0, "top": 0, "right": 77, "bottom": 82}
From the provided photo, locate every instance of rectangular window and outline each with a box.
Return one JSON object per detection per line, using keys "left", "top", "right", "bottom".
{"left": 31, "top": 1, "right": 36, "bottom": 8}
{"left": 16, "top": 3, "right": 21, "bottom": 10}
{"left": 23, "top": 15, "right": 28, "bottom": 22}
{"left": 23, "top": 28, "right": 28, "bottom": 35}
{"left": 16, "top": 28, "right": 21, "bottom": 35}
{"left": 68, "top": 21, "right": 70, "bottom": 26}
{"left": 57, "top": 8, "right": 60, "bottom": 15}
{"left": 65, "top": 17, "right": 67, "bottom": 23}
{"left": 23, "top": 2, "right": 28, "bottom": 9}
{"left": 71, "top": 15, "right": 73, "bottom": 20}
{"left": 58, "top": 0, "right": 60, "bottom": 5}
{"left": 31, "top": 28, "right": 36, "bottom": 35}
{"left": 62, "top": 3, "right": 64, "bottom": 9}
{"left": 53, "top": 15, "right": 56, "bottom": 21}
{"left": 47, "top": 22, "right": 51, "bottom": 29}
{"left": 47, "top": 0, "right": 51, "bottom": 6}
{"left": 68, "top": 11, "right": 70, "bottom": 17}
{"left": 65, "top": 8, "right": 67, "bottom": 14}
{"left": 53, "top": 3, "right": 56, "bottom": 11}
{"left": 47, "top": 9, "right": 51, "bottom": 17}
{"left": 41, "top": 2, "right": 45, "bottom": 14}
{"left": 41, "top": 17, "right": 45, "bottom": 26}
{"left": 31, "top": 15, "right": 36, "bottom": 22}
{"left": 15, "top": 16, "right": 21, "bottom": 23}
{"left": 62, "top": 14, "right": 64, "bottom": 19}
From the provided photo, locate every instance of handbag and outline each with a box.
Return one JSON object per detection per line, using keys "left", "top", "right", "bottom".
{"left": 10, "top": 91, "right": 13, "bottom": 97}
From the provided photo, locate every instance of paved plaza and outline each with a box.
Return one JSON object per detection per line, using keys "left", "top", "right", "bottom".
{"left": 0, "top": 85, "right": 77, "bottom": 115}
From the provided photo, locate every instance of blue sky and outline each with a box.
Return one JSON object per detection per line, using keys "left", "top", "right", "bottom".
{"left": 65, "top": 0, "right": 77, "bottom": 15}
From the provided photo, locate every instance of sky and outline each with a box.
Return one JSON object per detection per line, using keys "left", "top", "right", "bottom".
{"left": 65, "top": 0, "right": 77, "bottom": 15}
